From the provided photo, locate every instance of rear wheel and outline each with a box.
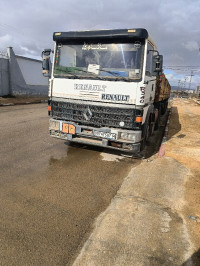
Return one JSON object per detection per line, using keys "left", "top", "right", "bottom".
{"left": 161, "top": 100, "right": 168, "bottom": 115}
{"left": 155, "top": 107, "right": 161, "bottom": 130}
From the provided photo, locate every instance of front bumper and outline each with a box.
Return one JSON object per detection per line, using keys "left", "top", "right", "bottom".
{"left": 49, "top": 118, "right": 142, "bottom": 153}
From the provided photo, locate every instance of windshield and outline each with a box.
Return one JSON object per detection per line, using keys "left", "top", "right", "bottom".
{"left": 54, "top": 42, "right": 144, "bottom": 80}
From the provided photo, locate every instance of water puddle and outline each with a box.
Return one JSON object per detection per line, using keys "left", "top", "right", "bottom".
{"left": 100, "top": 152, "right": 122, "bottom": 162}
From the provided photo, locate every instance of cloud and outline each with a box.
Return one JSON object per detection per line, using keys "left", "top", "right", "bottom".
{"left": 182, "top": 41, "right": 199, "bottom": 52}
{"left": 164, "top": 53, "right": 185, "bottom": 65}
{"left": 0, "top": 34, "right": 13, "bottom": 50}
{"left": 0, "top": 0, "right": 200, "bottom": 87}
{"left": 164, "top": 69, "right": 200, "bottom": 89}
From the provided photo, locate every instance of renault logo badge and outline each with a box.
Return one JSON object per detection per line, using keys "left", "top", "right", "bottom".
{"left": 83, "top": 106, "right": 93, "bottom": 121}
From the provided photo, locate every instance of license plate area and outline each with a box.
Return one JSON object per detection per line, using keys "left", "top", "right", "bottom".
{"left": 62, "top": 123, "right": 76, "bottom": 134}
{"left": 93, "top": 130, "right": 117, "bottom": 140}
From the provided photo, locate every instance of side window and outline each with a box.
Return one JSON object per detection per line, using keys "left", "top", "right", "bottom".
{"left": 146, "top": 43, "right": 153, "bottom": 76}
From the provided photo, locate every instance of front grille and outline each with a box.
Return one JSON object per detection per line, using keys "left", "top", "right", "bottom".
{"left": 51, "top": 100, "right": 138, "bottom": 129}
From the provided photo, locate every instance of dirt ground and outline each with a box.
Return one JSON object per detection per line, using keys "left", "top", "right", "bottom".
{"left": 0, "top": 104, "right": 137, "bottom": 266}
{"left": 0, "top": 96, "right": 48, "bottom": 106}
{"left": 166, "top": 98, "right": 200, "bottom": 264}
{"left": 0, "top": 97, "right": 199, "bottom": 265}
{"left": 73, "top": 98, "right": 200, "bottom": 266}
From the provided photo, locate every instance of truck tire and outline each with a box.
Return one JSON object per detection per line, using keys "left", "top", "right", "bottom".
{"left": 161, "top": 103, "right": 165, "bottom": 115}
{"left": 161, "top": 100, "right": 168, "bottom": 115}
{"left": 165, "top": 100, "right": 168, "bottom": 112}
{"left": 140, "top": 105, "right": 154, "bottom": 152}
{"left": 154, "top": 107, "right": 161, "bottom": 130}
{"left": 140, "top": 117, "right": 150, "bottom": 151}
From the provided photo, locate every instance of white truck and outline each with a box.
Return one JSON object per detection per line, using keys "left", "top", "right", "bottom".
{"left": 42, "top": 28, "right": 170, "bottom": 154}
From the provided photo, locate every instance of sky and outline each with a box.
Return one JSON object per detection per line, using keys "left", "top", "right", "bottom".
{"left": 0, "top": 0, "right": 200, "bottom": 89}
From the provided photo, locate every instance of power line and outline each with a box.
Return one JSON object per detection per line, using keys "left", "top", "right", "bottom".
{"left": 189, "top": 71, "right": 194, "bottom": 90}
{"left": 164, "top": 67, "right": 200, "bottom": 74}
{"left": 164, "top": 65, "right": 200, "bottom": 67}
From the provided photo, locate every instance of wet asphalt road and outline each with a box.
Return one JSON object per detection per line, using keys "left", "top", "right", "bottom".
{"left": 0, "top": 104, "right": 138, "bottom": 266}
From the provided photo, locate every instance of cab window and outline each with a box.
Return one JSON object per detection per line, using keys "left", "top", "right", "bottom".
{"left": 146, "top": 42, "right": 154, "bottom": 76}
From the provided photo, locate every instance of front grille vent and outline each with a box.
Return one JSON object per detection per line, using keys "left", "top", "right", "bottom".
{"left": 51, "top": 100, "right": 138, "bottom": 129}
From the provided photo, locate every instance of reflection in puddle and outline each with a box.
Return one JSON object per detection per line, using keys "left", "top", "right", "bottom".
{"left": 100, "top": 153, "right": 123, "bottom": 162}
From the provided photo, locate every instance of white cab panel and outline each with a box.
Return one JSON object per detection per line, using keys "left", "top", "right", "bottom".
{"left": 52, "top": 78, "right": 139, "bottom": 105}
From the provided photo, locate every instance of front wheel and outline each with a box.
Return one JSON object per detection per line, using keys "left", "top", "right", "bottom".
{"left": 140, "top": 119, "right": 150, "bottom": 152}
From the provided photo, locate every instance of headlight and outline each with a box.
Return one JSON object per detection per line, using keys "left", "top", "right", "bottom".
{"left": 127, "top": 134, "right": 135, "bottom": 141}
{"left": 120, "top": 132, "right": 135, "bottom": 142}
{"left": 121, "top": 132, "right": 128, "bottom": 139}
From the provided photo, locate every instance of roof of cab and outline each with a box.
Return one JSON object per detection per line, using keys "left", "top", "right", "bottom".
{"left": 53, "top": 28, "right": 149, "bottom": 42}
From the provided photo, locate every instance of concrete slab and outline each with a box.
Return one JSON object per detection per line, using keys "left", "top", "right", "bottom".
{"left": 73, "top": 157, "right": 193, "bottom": 266}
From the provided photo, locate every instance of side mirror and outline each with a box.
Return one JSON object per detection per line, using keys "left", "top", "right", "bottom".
{"left": 42, "top": 49, "right": 52, "bottom": 77}
{"left": 152, "top": 55, "right": 163, "bottom": 76}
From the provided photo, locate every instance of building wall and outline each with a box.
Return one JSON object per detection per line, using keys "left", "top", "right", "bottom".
{"left": 0, "top": 47, "right": 49, "bottom": 96}
{"left": 0, "top": 58, "right": 9, "bottom": 96}
{"left": 17, "top": 56, "right": 48, "bottom": 86}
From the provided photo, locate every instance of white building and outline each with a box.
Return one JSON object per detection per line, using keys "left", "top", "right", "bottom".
{"left": 0, "top": 47, "right": 48, "bottom": 96}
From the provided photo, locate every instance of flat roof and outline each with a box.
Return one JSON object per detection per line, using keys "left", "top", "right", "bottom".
{"left": 16, "top": 55, "right": 42, "bottom": 63}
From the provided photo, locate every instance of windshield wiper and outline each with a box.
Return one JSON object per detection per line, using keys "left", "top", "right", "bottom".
{"left": 54, "top": 67, "right": 81, "bottom": 78}
{"left": 55, "top": 66, "right": 129, "bottom": 81}
{"left": 99, "top": 69, "right": 129, "bottom": 81}
{"left": 55, "top": 66, "right": 104, "bottom": 80}
{"left": 99, "top": 69, "right": 121, "bottom": 77}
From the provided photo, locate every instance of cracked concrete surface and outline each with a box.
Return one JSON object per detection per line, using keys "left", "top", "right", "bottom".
{"left": 73, "top": 99, "right": 200, "bottom": 266}
{"left": 73, "top": 157, "right": 193, "bottom": 266}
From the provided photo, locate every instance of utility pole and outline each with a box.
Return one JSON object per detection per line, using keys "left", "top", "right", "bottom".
{"left": 178, "top": 79, "right": 181, "bottom": 90}
{"left": 183, "top": 77, "right": 187, "bottom": 90}
{"left": 188, "top": 71, "right": 194, "bottom": 90}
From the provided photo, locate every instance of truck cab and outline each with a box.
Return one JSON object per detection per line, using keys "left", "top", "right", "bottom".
{"left": 42, "top": 28, "right": 168, "bottom": 154}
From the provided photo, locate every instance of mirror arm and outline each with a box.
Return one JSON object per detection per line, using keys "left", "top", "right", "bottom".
{"left": 147, "top": 49, "right": 159, "bottom": 55}
{"left": 42, "top": 49, "right": 52, "bottom": 77}
{"left": 144, "top": 78, "right": 157, "bottom": 84}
